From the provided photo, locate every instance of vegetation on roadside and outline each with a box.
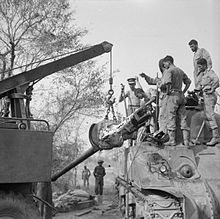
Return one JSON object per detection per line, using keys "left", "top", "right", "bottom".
{"left": 0, "top": 0, "right": 110, "bottom": 190}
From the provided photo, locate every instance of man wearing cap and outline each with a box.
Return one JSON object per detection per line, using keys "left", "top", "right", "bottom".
{"left": 93, "top": 160, "right": 106, "bottom": 203}
{"left": 188, "top": 39, "right": 212, "bottom": 87}
{"left": 161, "top": 55, "right": 191, "bottom": 146}
{"left": 119, "top": 77, "right": 141, "bottom": 115}
{"left": 195, "top": 58, "right": 219, "bottom": 146}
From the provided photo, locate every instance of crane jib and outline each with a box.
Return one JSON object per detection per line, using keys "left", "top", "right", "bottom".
{"left": 0, "top": 41, "right": 113, "bottom": 98}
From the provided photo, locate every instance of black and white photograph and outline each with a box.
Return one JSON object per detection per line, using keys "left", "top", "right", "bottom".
{"left": 0, "top": 0, "right": 219, "bottom": 218}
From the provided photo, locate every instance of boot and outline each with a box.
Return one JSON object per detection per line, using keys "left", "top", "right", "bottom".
{"left": 164, "top": 130, "right": 176, "bottom": 146}
{"left": 206, "top": 128, "right": 219, "bottom": 146}
{"left": 182, "top": 129, "right": 189, "bottom": 147}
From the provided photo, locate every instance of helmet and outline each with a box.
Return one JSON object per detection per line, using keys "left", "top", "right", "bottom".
{"left": 98, "top": 159, "right": 104, "bottom": 164}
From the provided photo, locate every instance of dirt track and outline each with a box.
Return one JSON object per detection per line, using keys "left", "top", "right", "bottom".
{"left": 54, "top": 166, "right": 122, "bottom": 219}
{"left": 54, "top": 184, "right": 122, "bottom": 219}
{"left": 54, "top": 201, "right": 122, "bottom": 219}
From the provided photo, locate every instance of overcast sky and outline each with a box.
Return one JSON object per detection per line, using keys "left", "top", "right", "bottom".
{"left": 72, "top": 0, "right": 220, "bottom": 94}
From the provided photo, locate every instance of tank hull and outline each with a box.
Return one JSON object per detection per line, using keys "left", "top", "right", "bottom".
{"left": 129, "top": 142, "right": 220, "bottom": 218}
{"left": 118, "top": 109, "right": 220, "bottom": 218}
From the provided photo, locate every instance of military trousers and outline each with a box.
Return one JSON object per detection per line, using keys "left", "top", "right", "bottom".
{"left": 158, "top": 94, "right": 168, "bottom": 133}
{"left": 165, "top": 92, "right": 189, "bottom": 131}
{"left": 203, "top": 92, "right": 218, "bottom": 129}
{"left": 95, "top": 177, "right": 104, "bottom": 195}
{"left": 83, "top": 178, "right": 90, "bottom": 188}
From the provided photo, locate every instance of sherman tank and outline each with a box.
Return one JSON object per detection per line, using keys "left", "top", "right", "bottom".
{"left": 88, "top": 92, "right": 220, "bottom": 219}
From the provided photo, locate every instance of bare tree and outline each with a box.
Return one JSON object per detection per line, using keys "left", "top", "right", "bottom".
{"left": 0, "top": 0, "right": 87, "bottom": 79}
{"left": 32, "top": 59, "right": 107, "bottom": 134}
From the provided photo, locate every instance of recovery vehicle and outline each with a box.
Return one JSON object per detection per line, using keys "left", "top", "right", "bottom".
{"left": 0, "top": 41, "right": 112, "bottom": 218}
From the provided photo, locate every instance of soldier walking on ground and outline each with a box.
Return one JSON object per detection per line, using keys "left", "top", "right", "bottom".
{"left": 188, "top": 39, "right": 212, "bottom": 87}
{"left": 161, "top": 55, "right": 191, "bottom": 146}
{"left": 195, "top": 58, "right": 219, "bottom": 146}
{"left": 93, "top": 160, "right": 106, "bottom": 204}
{"left": 82, "top": 165, "right": 91, "bottom": 189}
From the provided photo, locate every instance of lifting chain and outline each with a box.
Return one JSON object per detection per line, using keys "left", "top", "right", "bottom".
{"left": 105, "top": 50, "right": 117, "bottom": 122}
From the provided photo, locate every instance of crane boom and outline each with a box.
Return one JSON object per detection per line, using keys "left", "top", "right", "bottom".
{"left": 0, "top": 41, "right": 112, "bottom": 98}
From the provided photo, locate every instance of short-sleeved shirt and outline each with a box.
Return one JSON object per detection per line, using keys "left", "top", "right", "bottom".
{"left": 193, "top": 48, "right": 212, "bottom": 86}
{"left": 124, "top": 90, "right": 141, "bottom": 106}
{"left": 193, "top": 48, "right": 212, "bottom": 73}
{"left": 94, "top": 166, "right": 106, "bottom": 178}
{"left": 161, "top": 66, "right": 191, "bottom": 91}
{"left": 197, "top": 69, "right": 219, "bottom": 92}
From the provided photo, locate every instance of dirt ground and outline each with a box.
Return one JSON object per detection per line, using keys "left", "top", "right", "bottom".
{"left": 54, "top": 184, "right": 123, "bottom": 219}
{"left": 54, "top": 199, "right": 122, "bottom": 219}
{"left": 54, "top": 202, "right": 122, "bottom": 219}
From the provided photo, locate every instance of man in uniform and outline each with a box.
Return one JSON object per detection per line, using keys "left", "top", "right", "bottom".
{"left": 82, "top": 165, "right": 91, "bottom": 189}
{"left": 133, "top": 87, "right": 156, "bottom": 135}
{"left": 195, "top": 58, "right": 219, "bottom": 146}
{"left": 93, "top": 160, "right": 106, "bottom": 204}
{"left": 188, "top": 39, "right": 212, "bottom": 87}
{"left": 119, "top": 78, "right": 141, "bottom": 116}
{"left": 140, "top": 58, "right": 167, "bottom": 135}
{"left": 161, "top": 55, "right": 191, "bottom": 146}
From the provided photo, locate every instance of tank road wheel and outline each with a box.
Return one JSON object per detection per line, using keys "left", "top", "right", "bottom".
{"left": 0, "top": 192, "right": 41, "bottom": 219}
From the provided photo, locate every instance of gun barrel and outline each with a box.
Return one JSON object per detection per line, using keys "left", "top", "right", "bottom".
{"left": 52, "top": 123, "right": 100, "bottom": 181}
{"left": 51, "top": 146, "right": 99, "bottom": 182}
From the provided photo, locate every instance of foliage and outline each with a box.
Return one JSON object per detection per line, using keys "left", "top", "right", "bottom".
{"left": 32, "top": 59, "right": 107, "bottom": 136}
{"left": 52, "top": 137, "right": 83, "bottom": 172}
{"left": 0, "top": 0, "right": 87, "bottom": 78}
{"left": 37, "top": 61, "right": 106, "bottom": 132}
{"left": 0, "top": 0, "right": 110, "bottom": 189}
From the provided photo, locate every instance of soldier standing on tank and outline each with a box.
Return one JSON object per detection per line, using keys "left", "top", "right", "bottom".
{"left": 195, "top": 58, "right": 219, "bottom": 146}
{"left": 119, "top": 78, "right": 141, "bottom": 116}
{"left": 140, "top": 58, "right": 168, "bottom": 135}
{"left": 135, "top": 86, "right": 157, "bottom": 134}
{"left": 161, "top": 55, "right": 191, "bottom": 146}
{"left": 188, "top": 39, "right": 212, "bottom": 88}
{"left": 93, "top": 160, "right": 106, "bottom": 204}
